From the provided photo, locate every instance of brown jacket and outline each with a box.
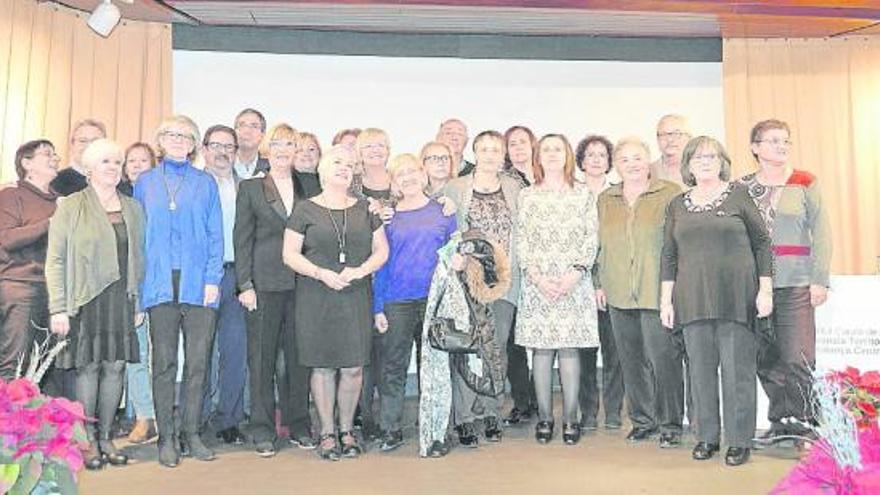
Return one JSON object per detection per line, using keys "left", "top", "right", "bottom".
{"left": 596, "top": 179, "right": 681, "bottom": 310}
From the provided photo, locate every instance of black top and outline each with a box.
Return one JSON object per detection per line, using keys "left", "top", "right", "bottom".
{"left": 457, "top": 159, "right": 476, "bottom": 177}
{"left": 50, "top": 168, "right": 88, "bottom": 197}
{"left": 295, "top": 171, "right": 322, "bottom": 199}
{"left": 661, "top": 182, "right": 772, "bottom": 328}
{"left": 234, "top": 173, "right": 305, "bottom": 293}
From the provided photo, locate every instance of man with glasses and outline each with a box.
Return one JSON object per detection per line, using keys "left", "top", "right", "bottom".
{"left": 50, "top": 119, "right": 107, "bottom": 196}
{"left": 652, "top": 114, "right": 691, "bottom": 188}
{"left": 234, "top": 109, "right": 270, "bottom": 179}
{"left": 201, "top": 125, "right": 249, "bottom": 446}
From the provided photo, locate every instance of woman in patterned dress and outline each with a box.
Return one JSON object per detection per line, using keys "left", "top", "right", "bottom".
{"left": 515, "top": 134, "right": 599, "bottom": 445}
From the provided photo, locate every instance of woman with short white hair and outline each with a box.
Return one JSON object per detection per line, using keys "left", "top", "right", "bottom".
{"left": 46, "top": 138, "right": 145, "bottom": 470}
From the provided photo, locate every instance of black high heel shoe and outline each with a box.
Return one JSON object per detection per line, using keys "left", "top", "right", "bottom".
{"left": 535, "top": 421, "right": 554, "bottom": 444}
{"left": 562, "top": 423, "right": 582, "bottom": 445}
{"left": 317, "top": 433, "right": 340, "bottom": 461}
{"left": 339, "top": 431, "right": 363, "bottom": 458}
{"left": 99, "top": 439, "right": 129, "bottom": 466}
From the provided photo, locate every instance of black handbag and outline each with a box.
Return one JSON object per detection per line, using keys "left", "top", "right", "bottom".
{"left": 428, "top": 272, "right": 479, "bottom": 354}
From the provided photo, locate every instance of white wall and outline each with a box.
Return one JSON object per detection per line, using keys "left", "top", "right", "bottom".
{"left": 173, "top": 50, "right": 724, "bottom": 159}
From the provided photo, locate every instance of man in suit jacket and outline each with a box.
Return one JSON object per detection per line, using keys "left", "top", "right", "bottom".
{"left": 202, "top": 125, "right": 249, "bottom": 445}
{"left": 233, "top": 108, "right": 270, "bottom": 179}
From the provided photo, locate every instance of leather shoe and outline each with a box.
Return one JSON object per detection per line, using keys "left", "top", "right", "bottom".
{"left": 724, "top": 447, "right": 751, "bottom": 466}
{"left": 562, "top": 423, "right": 581, "bottom": 445}
{"left": 83, "top": 443, "right": 105, "bottom": 470}
{"left": 625, "top": 427, "right": 657, "bottom": 442}
{"left": 456, "top": 422, "right": 479, "bottom": 448}
{"left": 379, "top": 430, "right": 404, "bottom": 452}
{"left": 503, "top": 406, "right": 536, "bottom": 426}
{"left": 428, "top": 440, "right": 451, "bottom": 458}
{"left": 659, "top": 432, "right": 681, "bottom": 449}
{"left": 182, "top": 434, "right": 216, "bottom": 461}
{"left": 535, "top": 421, "right": 554, "bottom": 444}
{"left": 484, "top": 417, "right": 502, "bottom": 442}
{"left": 691, "top": 441, "right": 720, "bottom": 460}
{"left": 157, "top": 440, "right": 180, "bottom": 468}
{"left": 217, "top": 426, "right": 246, "bottom": 445}
{"left": 255, "top": 441, "right": 276, "bottom": 458}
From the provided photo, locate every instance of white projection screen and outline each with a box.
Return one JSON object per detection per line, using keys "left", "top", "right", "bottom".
{"left": 173, "top": 50, "right": 724, "bottom": 159}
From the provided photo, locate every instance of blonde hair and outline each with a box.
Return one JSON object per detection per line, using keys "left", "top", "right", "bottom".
{"left": 70, "top": 119, "right": 107, "bottom": 141}
{"left": 355, "top": 128, "right": 390, "bottom": 165}
{"left": 317, "top": 145, "right": 355, "bottom": 187}
{"left": 259, "top": 123, "right": 298, "bottom": 157}
{"left": 155, "top": 115, "right": 200, "bottom": 162}
{"left": 297, "top": 132, "right": 322, "bottom": 157}
{"left": 388, "top": 153, "right": 422, "bottom": 177}
{"left": 612, "top": 136, "right": 652, "bottom": 164}
{"left": 81, "top": 138, "right": 123, "bottom": 174}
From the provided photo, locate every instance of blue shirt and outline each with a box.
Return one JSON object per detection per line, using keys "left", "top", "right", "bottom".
{"left": 372, "top": 200, "right": 456, "bottom": 314}
{"left": 134, "top": 159, "right": 224, "bottom": 310}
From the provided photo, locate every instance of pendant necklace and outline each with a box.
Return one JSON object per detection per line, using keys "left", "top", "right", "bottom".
{"left": 161, "top": 164, "right": 187, "bottom": 211}
{"left": 326, "top": 203, "right": 348, "bottom": 265}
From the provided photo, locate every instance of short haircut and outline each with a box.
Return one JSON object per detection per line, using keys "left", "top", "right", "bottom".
{"left": 235, "top": 108, "right": 267, "bottom": 133}
{"left": 355, "top": 128, "right": 391, "bottom": 164}
{"left": 203, "top": 124, "right": 239, "bottom": 148}
{"left": 575, "top": 134, "right": 614, "bottom": 173}
{"left": 749, "top": 118, "right": 791, "bottom": 161}
{"left": 438, "top": 118, "right": 467, "bottom": 133}
{"left": 656, "top": 114, "right": 690, "bottom": 134}
{"left": 154, "top": 114, "right": 200, "bottom": 162}
{"left": 612, "top": 136, "right": 652, "bottom": 164}
{"left": 388, "top": 153, "right": 422, "bottom": 176}
{"left": 70, "top": 119, "right": 107, "bottom": 141}
{"left": 124, "top": 142, "right": 157, "bottom": 175}
{"left": 332, "top": 128, "right": 361, "bottom": 146}
{"left": 81, "top": 138, "right": 124, "bottom": 173}
{"left": 680, "top": 136, "right": 732, "bottom": 187}
{"left": 533, "top": 134, "right": 576, "bottom": 187}
{"left": 297, "top": 132, "right": 322, "bottom": 158}
{"left": 15, "top": 139, "right": 54, "bottom": 180}
{"left": 317, "top": 144, "right": 354, "bottom": 186}
{"left": 471, "top": 130, "right": 505, "bottom": 154}
{"left": 259, "top": 123, "right": 298, "bottom": 157}
{"left": 503, "top": 125, "right": 537, "bottom": 167}
{"left": 419, "top": 141, "right": 454, "bottom": 178}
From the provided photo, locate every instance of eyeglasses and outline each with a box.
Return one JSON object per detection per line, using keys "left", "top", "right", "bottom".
{"left": 360, "top": 142, "right": 387, "bottom": 151}
{"left": 692, "top": 153, "right": 718, "bottom": 162}
{"left": 30, "top": 149, "right": 59, "bottom": 160}
{"left": 236, "top": 122, "right": 263, "bottom": 131}
{"left": 757, "top": 138, "right": 792, "bottom": 147}
{"left": 269, "top": 140, "right": 297, "bottom": 149}
{"left": 657, "top": 131, "right": 687, "bottom": 140}
{"left": 206, "top": 142, "right": 237, "bottom": 153}
{"left": 424, "top": 155, "right": 451, "bottom": 164}
{"left": 163, "top": 131, "right": 194, "bottom": 142}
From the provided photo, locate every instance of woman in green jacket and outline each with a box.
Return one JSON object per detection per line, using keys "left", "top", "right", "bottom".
{"left": 45, "top": 139, "right": 145, "bottom": 470}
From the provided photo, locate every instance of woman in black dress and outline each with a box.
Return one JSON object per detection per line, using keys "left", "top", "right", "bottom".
{"left": 45, "top": 139, "right": 145, "bottom": 470}
{"left": 283, "top": 145, "right": 389, "bottom": 460}
{"left": 660, "top": 136, "right": 773, "bottom": 466}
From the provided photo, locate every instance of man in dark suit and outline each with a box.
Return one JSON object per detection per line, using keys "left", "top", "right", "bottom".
{"left": 233, "top": 108, "right": 270, "bottom": 178}
{"left": 201, "top": 125, "right": 249, "bottom": 446}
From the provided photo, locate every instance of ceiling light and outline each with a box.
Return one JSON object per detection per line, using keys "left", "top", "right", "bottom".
{"left": 87, "top": 0, "right": 122, "bottom": 38}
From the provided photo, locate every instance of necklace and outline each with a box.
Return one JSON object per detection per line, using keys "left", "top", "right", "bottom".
{"left": 326, "top": 205, "right": 348, "bottom": 264}
{"left": 161, "top": 164, "right": 187, "bottom": 211}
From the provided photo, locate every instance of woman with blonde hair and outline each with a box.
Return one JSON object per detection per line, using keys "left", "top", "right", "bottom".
{"left": 284, "top": 145, "right": 389, "bottom": 460}
{"left": 46, "top": 139, "right": 145, "bottom": 469}
{"left": 134, "top": 115, "right": 223, "bottom": 467}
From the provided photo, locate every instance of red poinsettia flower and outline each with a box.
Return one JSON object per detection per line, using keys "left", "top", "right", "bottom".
{"left": 6, "top": 379, "right": 39, "bottom": 405}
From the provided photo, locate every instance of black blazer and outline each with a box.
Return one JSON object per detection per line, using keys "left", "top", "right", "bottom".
{"left": 234, "top": 172, "right": 304, "bottom": 293}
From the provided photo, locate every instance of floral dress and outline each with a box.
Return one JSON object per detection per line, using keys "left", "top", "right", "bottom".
{"left": 515, "top": 184, "right": 599, "bottom": 349}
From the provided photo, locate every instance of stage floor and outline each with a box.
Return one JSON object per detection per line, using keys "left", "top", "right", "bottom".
{"left": 80, "top": 399, "right": 799, "bottom": 494}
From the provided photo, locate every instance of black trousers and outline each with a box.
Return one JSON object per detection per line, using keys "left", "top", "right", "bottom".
{"left": 377, "top": 299, "right": 426, "bottom": 432}
{"left": 579, "top": 309, "right": 624, "bottom": 426}
{"left": 246, "top": 290, "right": 311, "bottom": 442}
{"left": 758, "top": 286, "right": 816, "bottom": 424}
{"left": 149, "top": 300, "right": 216, "bottom": 440}
{"left": 506, "top": 311, "right": 536, "bottom": 412}
{"left": 0, "top": 280, "right": 43, "bottom": 380}
{"left": 609, "top": 307, "right": 684, "bottom": 434}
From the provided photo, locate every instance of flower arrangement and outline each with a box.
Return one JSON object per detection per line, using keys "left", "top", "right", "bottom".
{"left": 772, "top": 367, "right": 880, "bottom": 494}
{"left": 0, "top": 338, "right": 86, "bottom": 495}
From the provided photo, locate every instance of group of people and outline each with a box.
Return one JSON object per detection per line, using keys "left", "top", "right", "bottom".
{"left": 0, "top": 110, "right": 830, "bottom": 470}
